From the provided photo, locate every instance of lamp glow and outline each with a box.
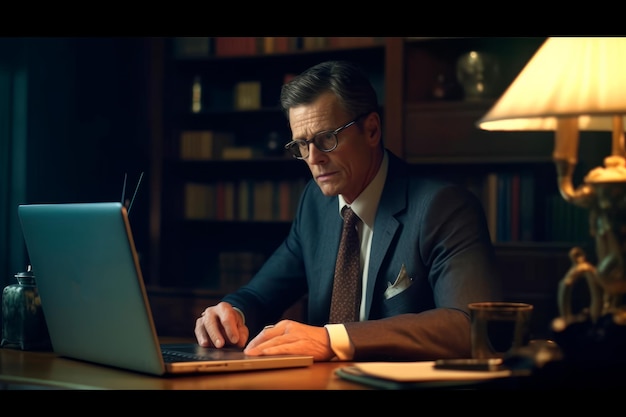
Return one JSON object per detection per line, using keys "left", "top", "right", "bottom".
{"left": 477, "top": 37, "right": 626, "bottom": 131}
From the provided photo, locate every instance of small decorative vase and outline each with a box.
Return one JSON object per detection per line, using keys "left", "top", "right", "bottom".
{"left": 456, "top": 51, "right": 500, "bottom": 101}
{"left": 1, "top": 266, "right": 52, "bottom": 350}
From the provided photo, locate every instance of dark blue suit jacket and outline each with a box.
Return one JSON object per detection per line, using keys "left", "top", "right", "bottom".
{"left": 223, "top": 151, "right": 502, "bottom": 360}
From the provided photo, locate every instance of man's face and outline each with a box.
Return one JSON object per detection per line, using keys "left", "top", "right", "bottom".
{"left": 287, "top": 92, "right": 381, "bottom": 204}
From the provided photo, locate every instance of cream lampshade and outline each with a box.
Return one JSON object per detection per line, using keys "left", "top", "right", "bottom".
{"left": 478, "top": 37, "right": 626, "bottom": 195}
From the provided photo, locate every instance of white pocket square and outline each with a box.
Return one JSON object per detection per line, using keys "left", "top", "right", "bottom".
{"left": 384, "top": 264, "right": 412, "bottom": 300}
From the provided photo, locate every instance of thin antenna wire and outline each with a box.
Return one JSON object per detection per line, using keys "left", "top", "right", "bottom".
{"left": 127, "top": 171, "right": 144, "bottom": 215}
{"left": 121, "top": 173, "right": 128, "bottom": 206}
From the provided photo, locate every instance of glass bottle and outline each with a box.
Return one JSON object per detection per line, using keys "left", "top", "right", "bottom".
{"left": 191, "top": 75, "right": 202, "bottom": 113}
{"left": 1, "top": 265, "right": 52, "bottom": 350}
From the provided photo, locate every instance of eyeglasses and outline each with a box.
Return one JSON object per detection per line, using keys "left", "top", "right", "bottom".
{"left": 284, "top": 115, "right": 364, "bottom": 160}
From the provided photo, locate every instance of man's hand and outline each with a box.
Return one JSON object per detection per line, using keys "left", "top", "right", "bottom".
{"left": 195, "top": 302, "right": 249, "bottom": 349}
{"left": 244, "top": 320, "right": 335, "bottom": 361}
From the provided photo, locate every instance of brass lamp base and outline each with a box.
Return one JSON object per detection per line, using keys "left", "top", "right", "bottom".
{"left": 551, "top": 173, "right": 626, "bottom": 362}
{"left": 551, "top": 311, "right": 626, "bottom": 362}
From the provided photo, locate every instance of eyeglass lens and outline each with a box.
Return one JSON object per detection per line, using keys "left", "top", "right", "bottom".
{"left": 292, "top": 131, "right": 337, "bottom": 159}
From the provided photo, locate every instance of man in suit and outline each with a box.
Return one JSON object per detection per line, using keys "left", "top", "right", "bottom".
{"left": 195, "top": 60, "right": 502, "bottom": 361}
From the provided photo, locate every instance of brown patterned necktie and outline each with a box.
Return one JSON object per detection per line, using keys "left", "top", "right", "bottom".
{"left": 329, "top": 206, "right": 361, "bottom": 323}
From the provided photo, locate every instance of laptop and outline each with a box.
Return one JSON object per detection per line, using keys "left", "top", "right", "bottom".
{"left": 17, "top": 202, "right": 313, "bottom": 376}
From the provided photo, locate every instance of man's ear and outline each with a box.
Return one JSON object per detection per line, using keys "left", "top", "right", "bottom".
{"left": 364, "top": 112, "right": 382, "bottom": 147}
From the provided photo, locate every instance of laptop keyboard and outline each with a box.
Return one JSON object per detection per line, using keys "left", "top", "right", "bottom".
{"left": 161, "top": 350, "right": 208, "bottom": 363}
{"left": 161, "top": 344, "right": 249, "bottom": 363}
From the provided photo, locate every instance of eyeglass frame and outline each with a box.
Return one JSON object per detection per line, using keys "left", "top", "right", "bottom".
{"left": 284, "top": 113, "right": 368, "bottom": 160}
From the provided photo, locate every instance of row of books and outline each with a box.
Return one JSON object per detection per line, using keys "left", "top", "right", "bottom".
{"left": 544, "top": 194, "right": 589, "bottom": 243}
{"left": 179, "top": 130, "right": 235, "bottom": 160}
{"left": 184, "top": 178, "right": 307, "bottom": 221}
{"left": 187, "top": 76, "right": 262, "bottom": 113}
{"left": 182, "top": 170, "right": 589, "bottom": 243}
{"left": 173, "top": 37, "right": 384, "bottom": 58}
{"left": 481, "top": 171, "right": 536, "bottom": 243}
{"left": 179, "top": 129, "right": 269, "bottom": 160}
{"left": 478, "top": 171, "right": 589, "bottom": 243}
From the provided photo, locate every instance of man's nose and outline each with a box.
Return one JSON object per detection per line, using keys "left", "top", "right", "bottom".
{"left": 307, "top": 142, "right": 327, "bottom": 163}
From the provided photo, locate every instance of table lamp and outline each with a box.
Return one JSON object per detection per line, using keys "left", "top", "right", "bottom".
{"left": 477, "top": 37, "right": 626, "bottom": 361}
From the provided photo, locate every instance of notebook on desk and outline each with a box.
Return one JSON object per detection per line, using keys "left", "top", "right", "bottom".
{"left": 17, "top": 202, "right": 313, "bottom": 376}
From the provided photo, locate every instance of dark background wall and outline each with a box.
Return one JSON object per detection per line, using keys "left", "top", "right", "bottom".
{"left": 0, "top": 37, "right": 151, "bottom": 289}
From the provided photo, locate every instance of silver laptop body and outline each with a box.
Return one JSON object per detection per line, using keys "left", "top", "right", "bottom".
{"left": 17, "top": 202, "right": 313, "bottom": 376}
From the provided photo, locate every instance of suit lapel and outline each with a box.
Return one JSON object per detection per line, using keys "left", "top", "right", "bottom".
{"left": 313, "top": 195, "right": 343, "bottom": 307}
{"left": 363, "top": 157, "right": 407, "bottom": 318}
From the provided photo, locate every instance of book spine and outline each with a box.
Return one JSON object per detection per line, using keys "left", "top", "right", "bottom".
{"left": 234, "top": 81, "right": 261, "bottom": 110}
{"left": 253, "top": 180, "right": 274, "bottom": 221}
{"left": 173, "top": 37, "right": 212, "bottom": 58}
{"left": 215, "top": 181, "right": 226, "bottom": 220}
{"left": 483, "top": 173, "right": 498, "bottom": 243}
{"left": 278, "top": 180, "right": 291, "bottom": 221}
{"left": 496, "top": 173, "right": 511, "bottom": 242}
{"left": 519, "top": 170, "right": 535, "bottom": 241}
{"left": 237, "top": 179, "right": 252, "bottom": 221}
{"left": 223, "top": 181, "right": 235, "bottom": 221}
{"left": 510, "top": 172, "right": 520, "bottom": 241}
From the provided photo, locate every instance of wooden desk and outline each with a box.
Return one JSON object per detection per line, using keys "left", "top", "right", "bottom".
{"left": 0, "top": 345, "right": 369, "bottom": 390}
{"left": 8, "top": 343, "right": 614, "bottom": 391}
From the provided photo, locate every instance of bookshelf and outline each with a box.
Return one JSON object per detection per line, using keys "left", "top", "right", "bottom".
{"left": 146, "top": 37, "right": 606, "bottom": 338}
{"left": 151, "top": 37, "right": 385, "bottom": 291}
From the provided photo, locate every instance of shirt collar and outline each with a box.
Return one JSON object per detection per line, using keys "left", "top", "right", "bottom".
{"left": 338, "top": 150, "right": 389, "bottom": 227}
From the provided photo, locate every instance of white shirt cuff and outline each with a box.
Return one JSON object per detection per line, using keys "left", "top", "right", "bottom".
{"left": 324, "top": 323, "right": 354, "bottom": 361}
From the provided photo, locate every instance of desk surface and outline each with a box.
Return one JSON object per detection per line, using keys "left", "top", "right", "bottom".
{"left": 7, "top": 339, "right": 613, "bottom": 391}
{"left": 0, "top": 342, "right": 369, "bottom": 390}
